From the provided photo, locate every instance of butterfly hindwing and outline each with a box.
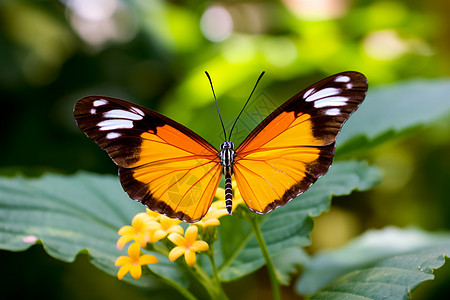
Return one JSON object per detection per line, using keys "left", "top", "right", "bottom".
{"left": 233, "top": 71, "right": 368, "bottom": 214}
{"left": 74, "top": 96, "right": 222, "bottom": 222}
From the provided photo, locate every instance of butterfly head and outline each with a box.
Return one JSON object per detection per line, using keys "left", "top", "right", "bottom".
{"left": 220, "top": 141, "right": 234, "bottom": 151}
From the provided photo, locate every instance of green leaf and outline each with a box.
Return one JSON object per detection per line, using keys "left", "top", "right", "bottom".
{"left": 216, "top": 161, "right": 381, "bottom": 281}
{"left": 272, "top": 247, "right": 310, "bottom": 285}
{"left": 0, "top": 172, "right": 185, "bottom": 287}
{"left": 0, "top": 162, "right": 380, "bottom": 288}
{"left": 336, "top": 78, "right": 450, "bottom": 155}
{"left": 297, "top": 227, "right": 450, "bottom": 298}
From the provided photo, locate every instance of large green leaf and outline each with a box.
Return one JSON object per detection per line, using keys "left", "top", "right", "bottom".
{"left": 0, "top": 161, "right": 380, "bottom": 288}
{"left": 337, "top": 78, "right": 450, "bottom": 155}
{"left": 216, "top": 161, "right": 381, "bottom": 281}
{"left": 297, "top": 227, "right": 450, "bottom": 298}
{"left": 0, "top": 172, "right": 185, "bottom": 287}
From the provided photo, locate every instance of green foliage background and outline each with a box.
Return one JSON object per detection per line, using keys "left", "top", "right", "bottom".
{"left": 1, "top": 0, "right": 450, "bottom": 299}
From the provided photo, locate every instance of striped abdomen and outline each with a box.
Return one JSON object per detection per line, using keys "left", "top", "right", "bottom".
{"left": 224, "top": 173, "right": 233, "bottom": 214}
{"left": 219, "top": 141, "right": 235, "bottom": 215}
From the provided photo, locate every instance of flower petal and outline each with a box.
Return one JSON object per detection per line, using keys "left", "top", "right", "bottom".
{"left": 214, "top": 188, "right": 225, "bottom": 201}
{"left": 184, "top": 226, "right": 198, "bottom": 244}
{"left": 167, "top": 225, "right": 184, "bottom": 235}
{"left": 127, "top": 242, "right": 142, "bottom": 259}
{"left": 145, "top": 220, "right": 162, "bottom": 230}
{"left": 117, "top": 265, "right": 130, "bottom": 280}
{"left": 151, "top": 229, "right": 168, "bottom": 242}
{"left": 118, "top": 225, "right": 135, "bottom": 235}
{"left": 115, "top": 256, "right": 132, "bottom": 266}
{"left": 139, "top": 254, "right": 158, "bottom": 265}
{"left": 169, "top": 246, "right": 186, "bottom": 262}
{"left": 234, "top": 187, "right": 241, "bottom": 199}
{"left": 211, "top": 201, "right": 225, "bottom": 210}
{"left": 160, "top": 215, "right": 182, "bottom": 227}
{"left": 168, "top": 232, "right": 185, "bottom": 246}
{"left": 134, "top": 233, "right": 148, "bottom": 247}
{"left": 191, "top": 240, "right": 209, "bottom": 252}
{"left": 116, "top": 235, "right": 133, "bottom": 250}
{"left": 184, "top": 249, "right": 197, "bottom": 267}
{"left": 146, "top": 209, "right": 162, "bottom": 221}
{"left": 233, "top": 197, "right": 244, "bottom": 209}
{"left": 132, "top": 212, "right": 150, "bottom": 226}
{"left": 204, "top": 219, "right": 221, "bottom": 227}
{"left": 129, "top": 265, "right": 142, "bottom": 279}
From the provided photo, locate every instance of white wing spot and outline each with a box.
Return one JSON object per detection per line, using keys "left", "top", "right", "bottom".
{"left": 104, "top": 109, "right": 143, "bottom": 120}
{"left": 93, "top": 99, "right": 108, "bottom": 107}
{"left": 131, "top": 107, "right": 145, "bottom": 117}
{"left": 306, "top": 88, "right": 340, "bottom": 102}
{"left": 98, "top": 119, "right": 133, "bottom": 130}
{"left": 325, "top": 108, "right": 341, "bottom": 116}
{"left": 346, "top": 83, "right": 353, "bottom": 89}
{"left": 90, "top": 108, "right": 96, "bottom": 114}
{"left": 335, "top": 75, "right": 351, "bottom": 83}
{"left": 303, "top": 88, "right": 315, "bottom": 99}
{"left": 106, "top": 132, "right": 122, "bottom": 139}
{"left": 314, "top": 96, "right": 348, "bottom": 108}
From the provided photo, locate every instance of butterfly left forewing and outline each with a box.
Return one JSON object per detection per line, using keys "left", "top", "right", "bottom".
{"left": 233, "top": 72, "right": 368, "bottom": 214}
{"left": 74, "top": 96, "right": 222, "bottom": 222}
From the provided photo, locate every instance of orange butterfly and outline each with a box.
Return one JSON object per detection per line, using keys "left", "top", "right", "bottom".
{"left": 74, "top": 72, "right": 368, "bottom": 223}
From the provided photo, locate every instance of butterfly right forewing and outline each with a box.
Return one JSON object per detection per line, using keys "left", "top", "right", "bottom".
{"left": 233, "top": 72, "right": 368, "bottom": 214}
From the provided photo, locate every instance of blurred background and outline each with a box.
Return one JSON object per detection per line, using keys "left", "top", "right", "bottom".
{"left": 1, "top": 0, "right": 450, "bottom": 299}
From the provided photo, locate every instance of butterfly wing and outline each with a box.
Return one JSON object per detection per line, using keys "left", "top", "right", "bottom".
{"left": 233, "top": 72, "right": 368, "bottom": 214}
{"left": 74, "top": 96, "right": 222, "bottom": 222}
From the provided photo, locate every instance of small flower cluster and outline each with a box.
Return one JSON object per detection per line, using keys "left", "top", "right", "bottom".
{"left": 115, "top": 183, "right": 244, "bottom": 280}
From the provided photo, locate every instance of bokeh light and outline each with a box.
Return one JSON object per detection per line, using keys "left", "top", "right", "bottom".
{"left": 64, "top": 0, "right": 137, "bottom": 47}
{"left": 262, "top": 37, "right": 298, "bottom": 67}
{"left": 363, "top": 30, "right": 408, "bottom": 60}
{"left": 282, "top": 0, "right": 349, "bottom": 21}
{"left": 200, "top": 5, "right": 234, "bottom": 42}
{"left": 66, "top": 0, "right": 118, "bottom": 21}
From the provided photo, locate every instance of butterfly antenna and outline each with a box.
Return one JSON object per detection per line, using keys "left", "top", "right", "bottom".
{"left": 228, "top": 71, "right": 265, "bottom": 140}
{"left": 205, "top": 71, "right": 227, "bottom": 141}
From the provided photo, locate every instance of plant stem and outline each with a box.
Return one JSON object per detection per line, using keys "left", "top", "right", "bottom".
{"left": 192, "top": 263, "right": 228, "bottom": 300}
{"left": 147, "top": 267, "right": 198, "bottom": 300}
{"left": 246, "top": 215, "right": 281, "bottom": 300}
{"left": 160, "top": 238, "right": 226, "bottom": 300}
{"left": 207, "top": 244, "right": 228, "bottom": 299}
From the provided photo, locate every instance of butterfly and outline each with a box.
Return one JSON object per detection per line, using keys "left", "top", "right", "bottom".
{"left": 74, "top": 71, "right": 368, "bottom": 223}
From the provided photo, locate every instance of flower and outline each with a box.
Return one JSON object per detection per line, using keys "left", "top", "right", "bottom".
{"left": 146, "top": 209, "right": 162, "bottom": 221}
{"left": 193, "top": 205, "right": 228, "bottom": 227}
{"left": 168, "top": 226, "right": 209, "bottom": 266}
{"left": 191, "top": 180, "right": 245, "bottom": 227}
{"left": 116, "top": 212, "right": 160, "bottom": 249}
{"left": 115, "top": 243, "right": 158, "bottom": 280}
{"left": 149, "top": 215, "right": 184, "bottom": 242}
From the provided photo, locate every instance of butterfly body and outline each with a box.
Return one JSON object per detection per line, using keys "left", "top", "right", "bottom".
{"left": 219, "top": 141, "right": 236, "bottom": 214}
{"left": 74, "top": 71, "right": 368, "bottom": 222}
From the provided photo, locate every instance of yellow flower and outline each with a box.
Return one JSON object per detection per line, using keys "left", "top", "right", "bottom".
{"left": 193, "top": 205, "right": 228, "bottom": 227}
{"left": 146, "top": 209, "right": 162, "bottom": 221}
{"left": 115, "top": 243, "right": 158, "bottom": 280}
{"left": 149, "top": 215, "right": 184, "bottom": 242}
{"left": 168, "top": 226, "right": 209, "bottom": 266}
{"left": 116, "top": 212, "right": 160, "bottom": 249}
